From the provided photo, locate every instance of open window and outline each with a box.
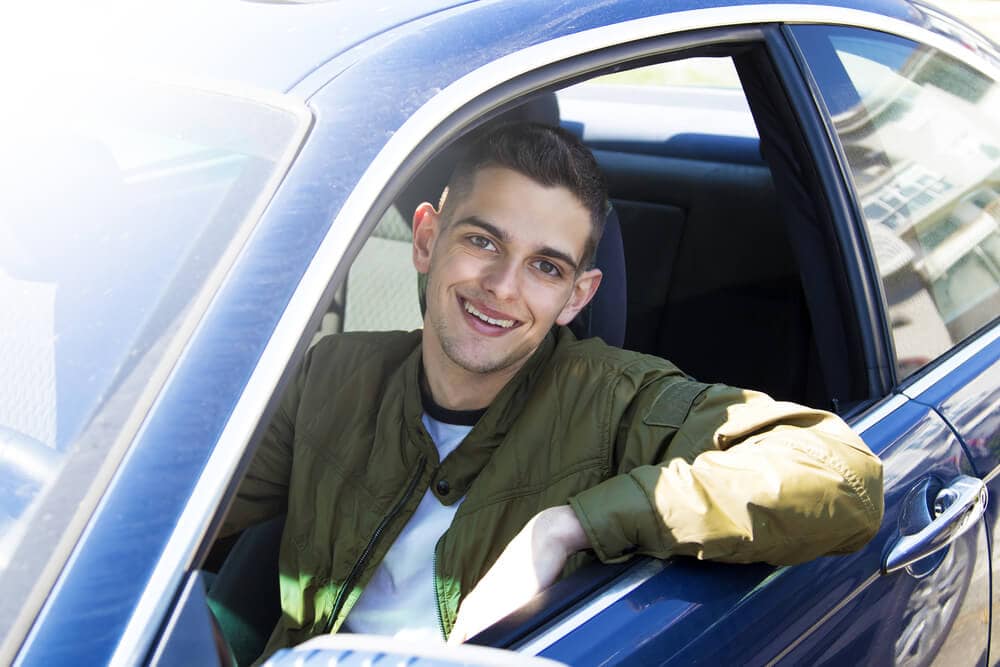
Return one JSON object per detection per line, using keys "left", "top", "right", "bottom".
{"left": 310, "top": 44, "right": 869, "bottom": 411}
{"left": 195, "top": 28, "right": 876, "bottom": 665}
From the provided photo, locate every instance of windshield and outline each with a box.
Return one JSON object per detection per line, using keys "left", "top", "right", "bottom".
{"left": 0, "top": 74, "right": 305, "bottom": 597}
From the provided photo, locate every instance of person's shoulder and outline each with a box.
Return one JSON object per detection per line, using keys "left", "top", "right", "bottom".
{"left": 551, "top": 327, "right": 683, "bottom": 377}
{"left": 306, "top": 329, "right": 422, "bottom": 371}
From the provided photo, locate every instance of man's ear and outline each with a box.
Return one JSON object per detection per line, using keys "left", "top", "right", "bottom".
{"left": 412, "top": 202, "right": 440, "bottom": 274}
{"left": 556, "top": 268, "right": 603, "bottom": 326}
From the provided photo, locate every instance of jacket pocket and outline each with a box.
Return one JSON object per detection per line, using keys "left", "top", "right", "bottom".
{"left": 642, "top": 380, "right": 711, "bottom": 428}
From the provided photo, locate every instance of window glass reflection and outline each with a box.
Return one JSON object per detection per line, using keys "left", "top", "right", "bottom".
{"left": 805, "top": 27, "right": 1000, "bottom": 380}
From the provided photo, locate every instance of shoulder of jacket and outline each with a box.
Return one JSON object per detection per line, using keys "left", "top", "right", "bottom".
{"left": 551, "top": 328, "right": 683, "bottom": 378}
{"left": 305, "top": 329, "right": 421, "bottom": 374}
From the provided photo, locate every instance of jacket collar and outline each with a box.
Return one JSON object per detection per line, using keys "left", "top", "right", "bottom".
{"left": 400, "top": 328, "right": 563, "bottom": 499}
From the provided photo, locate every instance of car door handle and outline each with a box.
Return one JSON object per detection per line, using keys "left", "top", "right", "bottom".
{"left": 882, "top": 475, "right": 988, "bottom": 575}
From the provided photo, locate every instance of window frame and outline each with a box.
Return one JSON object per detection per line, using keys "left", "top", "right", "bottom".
{"left": 200, "top": 21, "right": 882, "bottom": 657}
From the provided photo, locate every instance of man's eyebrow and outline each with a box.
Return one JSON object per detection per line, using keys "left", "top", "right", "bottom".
{"left": 454, "top": 217, "right": 510, "bottom": 243}
{"left": 454, "top": 216, "right": 580, "bottom": 273}
{"left": 536, "top": 245, "right": 579, "bottom": 274}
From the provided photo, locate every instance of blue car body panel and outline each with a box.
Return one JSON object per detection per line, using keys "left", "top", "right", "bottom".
{"left": 908, "top": 335, "right": 1000, "bottom": 662}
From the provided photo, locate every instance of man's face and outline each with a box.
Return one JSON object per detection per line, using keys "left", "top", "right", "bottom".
{"left": 413, "top": 166, "right": 601, "bottom": 380}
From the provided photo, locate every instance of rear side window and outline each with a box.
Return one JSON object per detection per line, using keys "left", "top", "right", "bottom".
{"left": 793, "top": 25, "right": 1000, "bottom": 380}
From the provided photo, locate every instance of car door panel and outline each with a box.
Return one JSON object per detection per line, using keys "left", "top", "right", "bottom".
{"left": 531, "top": 398, "right": 987, "bottom": 665}
{"left": 789, "top": 21, "right": 1000, "bottom": 665}
{"left": 904, "top": 332, "right": 1000, "bottom": 664}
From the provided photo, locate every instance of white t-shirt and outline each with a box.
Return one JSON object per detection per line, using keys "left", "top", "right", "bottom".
{"left": 343, "top": 413, "right": 473, "bottom": 640}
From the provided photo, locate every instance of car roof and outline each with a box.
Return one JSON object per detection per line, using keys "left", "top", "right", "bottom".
{"left": 9, "top": 0, "right": 471, "bottom": 94}
{"left": 10, "top": 0, "right": 929, "bottom": 97}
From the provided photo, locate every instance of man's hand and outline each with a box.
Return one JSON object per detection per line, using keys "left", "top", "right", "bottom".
{"left": 448, "top": 505, "right": 590, "bottom": 644}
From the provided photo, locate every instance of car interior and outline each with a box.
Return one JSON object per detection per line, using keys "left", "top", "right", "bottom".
{"left": 205, "top": 41, "right": 876, "bottom": 665}
{"left": 320, "top": 47, "right": 869, "bottom": 410}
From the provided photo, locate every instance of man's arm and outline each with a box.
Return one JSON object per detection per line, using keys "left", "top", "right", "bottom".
{"left": 220, "top": 417, "right": 293, "bottom": 537}
{"left": 570, "top": 384, "right": 883, "bottom": 566}
{"left": 219, "top": 352, "right": 307, "bottom": 538}
{"left": 451, "top": 383, "right": 883, "bottom": 641}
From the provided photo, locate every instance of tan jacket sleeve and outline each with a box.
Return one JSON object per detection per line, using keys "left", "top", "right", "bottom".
{"left": 569, "top": 381, "right": 884, "bottom": 566}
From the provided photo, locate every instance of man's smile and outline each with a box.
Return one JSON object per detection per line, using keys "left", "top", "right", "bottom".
{"left": 459, "top": 296, "right": 522, "bottom": 333}
{"left": 414, "top": 165, "right": 597, "bottom": 384}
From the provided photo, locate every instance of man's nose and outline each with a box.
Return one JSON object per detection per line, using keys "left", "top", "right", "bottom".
{"left": 482, "top": 258, "right": 520, "bottom": 301}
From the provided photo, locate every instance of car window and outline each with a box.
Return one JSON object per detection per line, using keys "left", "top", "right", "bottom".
{"left": 590, "top": 56, "right": 742, "bottom": 89}
{"left": 793, "top": 25, "right": 1000, "bottom": 381}
{"left": 312, "top": 205, "right": 424, "bottom": 343}
{"left": 559, "top": 57, "right": 758, "bottom": 152}
{"left": 557, "top": 54, "right": 852, "bottom": 408}
{"left": 318, "top": 58, "right": 755, "bottom": 343}
{"left": 0, "top": 75, "right": 303, "bottom": 591}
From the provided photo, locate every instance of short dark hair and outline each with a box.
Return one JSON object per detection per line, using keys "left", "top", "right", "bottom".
{"left": 439, "top": 122, "right": 608, "bottom": 270}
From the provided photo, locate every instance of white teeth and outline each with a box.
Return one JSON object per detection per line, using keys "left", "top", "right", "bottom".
{"left": 464, "top": 301, "right": 515, "bottom": 328}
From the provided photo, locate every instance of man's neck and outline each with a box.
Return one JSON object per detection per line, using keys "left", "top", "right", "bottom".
{"left": 420, "top": 344, "right": 523, "bottom": 412}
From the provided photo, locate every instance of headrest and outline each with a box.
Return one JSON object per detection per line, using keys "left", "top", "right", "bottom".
{"left": 568, "top": 206, "right": 626, "bottom": 347}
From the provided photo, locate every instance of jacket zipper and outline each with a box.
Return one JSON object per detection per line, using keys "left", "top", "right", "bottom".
{"left": 323, "top": 455, "right": 427, "bottom": 633}
{"left": 433, "top": 536, "right": 446, "bottom": 640}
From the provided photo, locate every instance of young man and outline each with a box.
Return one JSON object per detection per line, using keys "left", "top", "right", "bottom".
{"left": 223, "top": 122, "right": 883, "bottom": 661}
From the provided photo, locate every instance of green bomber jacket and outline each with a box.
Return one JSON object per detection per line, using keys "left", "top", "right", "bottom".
{"left": 222, "top": 326, "right": 883, "bottom": 660}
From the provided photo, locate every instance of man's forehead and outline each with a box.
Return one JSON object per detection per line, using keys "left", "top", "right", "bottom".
{"left": 452, "top": 166, "right": 590, "bottom": 256}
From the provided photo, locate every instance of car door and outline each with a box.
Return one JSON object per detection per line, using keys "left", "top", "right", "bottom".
{"left": 788, "top": 20, "right": 1000, "bottom": 663}
{"left": 509, "top": 18, "right": 996, "bottom": 666}
{"left": 931, "top": 338, "right": 1000, "bottom": 664}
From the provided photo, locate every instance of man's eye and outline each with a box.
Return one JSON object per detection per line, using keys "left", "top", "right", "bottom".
{"left": 469, "top": 235, "right": 495, "bottom": 251}
{"left": 534, "top": 259, "right": 562, "bottom": 277}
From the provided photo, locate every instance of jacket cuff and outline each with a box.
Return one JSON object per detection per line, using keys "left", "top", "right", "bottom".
{"left": 570, "top": 474, "right": 665, "bottom": 563}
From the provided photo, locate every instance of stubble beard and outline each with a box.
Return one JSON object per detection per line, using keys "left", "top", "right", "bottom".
{"left": 432, "top": 309, "right": 528, "bottom": 376}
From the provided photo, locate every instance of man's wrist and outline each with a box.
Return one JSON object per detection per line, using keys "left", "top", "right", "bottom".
{"left": 537, "top": 505, "right": 591, "bottom": 558}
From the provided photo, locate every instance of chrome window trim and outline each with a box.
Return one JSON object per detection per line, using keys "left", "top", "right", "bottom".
{"left": 107, "top": 3, "right": 1000, "bottom": 664}
{"left": 515, "top": 558, "right": 666, "bottom": 655}
{"left": 851, "top": 392, "right": 910, "bottom": 435}
{"left": 900, "top": 322, "right": 1000, "bottom": 400}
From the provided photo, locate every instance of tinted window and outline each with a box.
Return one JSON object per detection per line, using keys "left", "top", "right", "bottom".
{"left": 794, "top": 25, "right": 1000, "bottom": 380}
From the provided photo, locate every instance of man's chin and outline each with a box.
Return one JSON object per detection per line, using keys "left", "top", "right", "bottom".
{"left": 442, "top": 341, "right": 525, "bottom": 377}
{"left": 448, "top": 353, "right": 516, "bottom": 376}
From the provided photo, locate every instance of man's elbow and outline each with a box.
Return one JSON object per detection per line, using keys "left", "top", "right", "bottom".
{"left": 776, "top": 430, "right": 885, "bottom": 564}
{"left": 828, "top": 438, "right": 884, "bottom": 555}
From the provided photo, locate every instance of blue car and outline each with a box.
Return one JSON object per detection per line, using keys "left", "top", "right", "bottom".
{"left": 1, "top": 0, "right": 998, "bottom": 664}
